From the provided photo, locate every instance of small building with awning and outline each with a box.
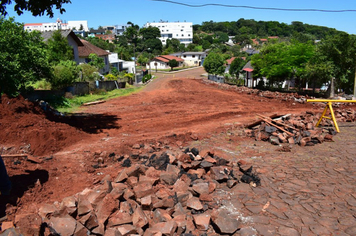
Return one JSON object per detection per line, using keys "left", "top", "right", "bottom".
{"left": 242, "top": 61, "right": 266, "bottom": 88}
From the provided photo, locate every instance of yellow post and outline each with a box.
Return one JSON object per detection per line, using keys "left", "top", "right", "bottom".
{"left": 307, "top": 99, "right": 356, "bottom": 132}
{"left": 328, "top": 102, "right": 340, "bottom": 132}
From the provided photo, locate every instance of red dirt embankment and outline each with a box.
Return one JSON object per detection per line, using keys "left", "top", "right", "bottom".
{"left": 0, "top": 95, "right": 88, "bottom": 156}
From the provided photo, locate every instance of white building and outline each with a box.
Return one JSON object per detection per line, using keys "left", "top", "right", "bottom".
{"left": 24, "top": 19, "right": 88, "bottom": 32}
{"left": 144, "top": 21, "right": 193, "bottom": 46}
{"left": 170, "top": 52, "right": 207, "bottom": 67}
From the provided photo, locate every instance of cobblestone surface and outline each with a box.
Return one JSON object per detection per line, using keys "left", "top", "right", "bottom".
{"left": 193, "top": 123, "right": 356, "bottom": 235}
{"left": 239, "top": 124, "right": 356, "bottom": 235}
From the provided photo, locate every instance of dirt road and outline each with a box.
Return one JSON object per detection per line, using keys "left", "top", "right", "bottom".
{"left": 1, "top": 67, "right": 355, "bottom": 235}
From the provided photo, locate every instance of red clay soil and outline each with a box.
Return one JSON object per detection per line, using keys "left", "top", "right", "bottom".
{"left": 0, "top": 67, "right": 352, "bottom": 226}
{"left": 0, "top": 94, "right": 89, "bottom": 156}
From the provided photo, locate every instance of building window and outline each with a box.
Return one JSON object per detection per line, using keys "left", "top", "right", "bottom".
{"left": 181, "top": 29, "right": 183, "bottom": 31}
{"left": 192, "top": 55, "right": 195, "bottom": 58}
{"left": 183, "top": 55, "right": 186, "bottom": 58}
{"left": 188, "top": 34, "right": 190, "bottom": 36}
{"left": 181, "top": 34, "right": 184, "bottom": 36}
{"left": 176, "top": 34, "right": 178, "bottom": 36}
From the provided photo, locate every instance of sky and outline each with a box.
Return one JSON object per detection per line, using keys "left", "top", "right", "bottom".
{"left": 4, "top": 0, "right": 356, "bottom": 35}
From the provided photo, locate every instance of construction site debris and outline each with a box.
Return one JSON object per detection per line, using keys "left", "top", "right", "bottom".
{"left": 245, "top": 109, "right": 356, "bottom": 147}
{"left": 3, "top": 147, "right": 260, "bottom": 235}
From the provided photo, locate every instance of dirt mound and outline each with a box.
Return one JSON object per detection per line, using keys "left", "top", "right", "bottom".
{"left": 0, "top": 94, "right": 88, "bottom": 156}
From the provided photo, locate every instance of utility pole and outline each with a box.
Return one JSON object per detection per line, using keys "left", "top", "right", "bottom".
{"left": 354, "top": 62, "right": 356, "bottom": 99}
{"left": 133, "top": 44, "right": 137, "bottom": 84}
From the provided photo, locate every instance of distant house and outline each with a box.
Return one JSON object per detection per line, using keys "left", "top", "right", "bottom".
{"left": 41, "top": 30, "right": 84, "bottom": 64}
{"left": 147, "top": 55, "right": 184, "bottom": 70}
{"left": 170, "top": 51, "right": 207, "bottom": 66}
{"left": 87, "top": 29, "right": 106, "bottom": 38}
{"left": 95, "top": 34, "right": 115, "bottom": 43}
{"left": 78, "top": 39, "right": 110, "bottom": 74}
{"left": 242, "top": 61, "right": 266, "bottom": 88}
{"left": 108, "top": 52, "right": 135, "bottom": 74}
{"left": 225, "top": 57, "right": 246, "bottom": 74}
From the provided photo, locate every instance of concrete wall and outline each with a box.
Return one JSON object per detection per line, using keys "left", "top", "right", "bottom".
{"left": 98, "top": 81, "right": 118, "bottom": 91}
{"left": 208, "top": 74, "right": 225, "bottom": 83}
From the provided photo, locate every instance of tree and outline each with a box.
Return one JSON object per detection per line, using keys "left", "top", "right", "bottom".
{"left": 78, "top": 63, "right": 98, "bottom": 81}
{"left": 168, "top": 59, "right": 179, "bottom": 71}
{"left": 229, "top": 58, "right": 245, "bottom": 78}
{"left": 0, "top": 17, "right": 51, "bottom": 98}
{"left": 203, "top": 52, "right": 226, "bottom": 75}
{"left": 166, "top": 38, "right": 181, "bottom": 52}
{"left": 88, "top": 53, "right": 105, "bottom": 71}
{"left": 0, "top": 0, "right": 71, "bottom": 17}
{"left": 251, "top": 40, "right": 315, "bottom": 88}
{"left": 47, "top": 30, "right": 73, "bottom": 64}
{"left": 316, "top": 33, "right": 356, "bottom": 94}
{"left": 140, "top": 26, "right": 160, "bottom": 41}
{"left": 50, "top": 60, "right": 79, "bottom": 89}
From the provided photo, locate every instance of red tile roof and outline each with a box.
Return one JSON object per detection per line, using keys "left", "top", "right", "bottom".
{"left": 25, "top": 23, "right": 43, "bottom": 26}
{"left": 226, "top": 57, "right": 246, "bottom": 65}
{"left": 153, "top": 55, "right": 184, "bottom": 63}
{"left": 78, "top": 39, "right": 110, "bottom": 57}
{"left": 243, "top": 68, "right": 253, "bottom": 72}
{"left": 226, "top": 57, "right": 236, "bottom": 65}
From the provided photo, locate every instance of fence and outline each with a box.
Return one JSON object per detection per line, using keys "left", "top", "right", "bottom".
{"left": 208, "top": 74, "right": 225, "bottom": 83}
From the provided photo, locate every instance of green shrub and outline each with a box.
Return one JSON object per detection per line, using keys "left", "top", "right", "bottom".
{"left": 142, "top": 74, "right": 152, "bottom": 83}
{"left": 237, "top": 79, "right": 245, "bottom": 86}
{"left": 105, "top": 74, "right": 118, "bottom": 81}
{"left": 78, "top": 63, "right": 98, "bottom": 81}
{"left": 31, "top": 79, "right": 52, "bottom": 90}
{"left": 49, "top": 60, "right": 79, "bottom": 89}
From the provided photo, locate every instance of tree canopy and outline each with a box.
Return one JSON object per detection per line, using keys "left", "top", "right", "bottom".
{"left": 251, "top": 40, "right": 314, "bottom": 86}
{"left": 47, "top": 30, "right": 73, "bottom": 64}
{"left": 168, "top": 59, "right": 179, "bottom": 71}
{"left": 0, "top": 17, "right": 51, "bottom": 97}
{"left": 203, "top": 52, "right": 226, "bottom": 76}
{"left": 0, "top": 0, "right": 71, "bottom": 17}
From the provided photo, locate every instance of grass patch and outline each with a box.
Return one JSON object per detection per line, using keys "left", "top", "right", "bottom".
{"left": 48, "top": 85, "right": 142, "bottom": 113}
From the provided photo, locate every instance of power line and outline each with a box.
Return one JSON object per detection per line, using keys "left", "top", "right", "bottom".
{"left": 151, "top": 0, "right": 356, "bottom": 13}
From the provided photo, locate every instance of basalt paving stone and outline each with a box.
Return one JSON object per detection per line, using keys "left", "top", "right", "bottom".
{"left": 253, "top": 224, "right": 277, "bottom": 236}
{"left": 269, "top": 199, "right": 289, "bottom": 211}
{"left": 345, "top": 194, "right": 356, "bottom": 207}
{"left": 316, "top": 217, "right": 340, "bottom": 231}
{"left": 250, "top": 215, "right": 270, "bottom": 224}
{"left": 309, "top": 224, "right": 332, "bottom": 235}
{"left": 277, "top": 226, "right": 300, "bottom": 236}
{"left": 270, "top": 218, "right": 294, "bottom": 228}
{"left": 265, "top": 205, "right": 289, "bottom": 220}
{"left": 300, "top": 203, "right": 317, "bottom": 214}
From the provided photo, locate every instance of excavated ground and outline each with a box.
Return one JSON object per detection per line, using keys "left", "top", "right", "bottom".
{"left": 1, "top": 67, "right": 355, "bottom": 235}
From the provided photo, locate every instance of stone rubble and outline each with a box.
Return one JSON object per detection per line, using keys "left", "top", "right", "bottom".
{"left": 1, "top": 147, "right": 261, "bottom": 236}
{"left": 245, "top": 109, "right": 356, "bottom": 147}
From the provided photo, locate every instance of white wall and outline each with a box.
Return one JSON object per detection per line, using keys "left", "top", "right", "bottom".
{"left": 144, "top": 22, "right": 193, "bottom": 45}
{"left": 68, "top": 21, "right": 89, "bottom": 31}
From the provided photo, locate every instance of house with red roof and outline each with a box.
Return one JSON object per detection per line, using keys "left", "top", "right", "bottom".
{"left": 224, "top": 57, "right": 246, "bottom": 74}
{"left": 78, "top": 39, "right": 110, "bottom": 74}
{"left": 170, "top": 52, "right": 207, "bottom": 66}
{"left": 147, "top": 55, "right": 184, "bottom": 70}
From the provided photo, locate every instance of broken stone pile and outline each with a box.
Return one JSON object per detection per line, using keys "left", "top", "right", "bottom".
{"left": 244, "top": 112, "right": 341, "bottom": 147}
{"left": 4, "top": 148, "right": 260, "bottom": 236}
{"left": 333, "top": 108, "right": 356, "bottom": 122}
{"left": 203, "top": 79, "right": 309, "bottom": 103}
